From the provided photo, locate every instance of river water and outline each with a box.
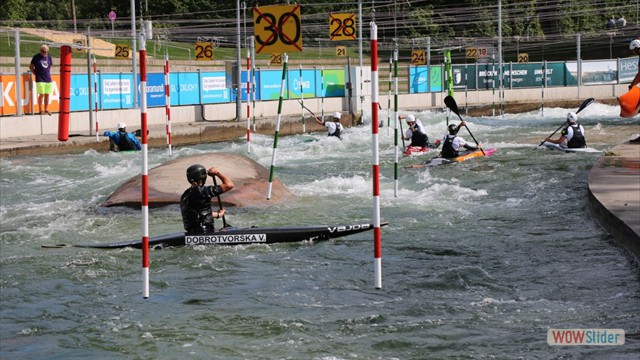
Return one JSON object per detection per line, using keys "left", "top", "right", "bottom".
{"left": 1, "top": 103, "right": 639, "bottom": 359}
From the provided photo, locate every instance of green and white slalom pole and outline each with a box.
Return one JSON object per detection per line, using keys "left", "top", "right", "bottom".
{"left": 387, "top": 55, "right": 392, "bottom": 137}
{"left": 393, "top": 47, "right": 400, "bottom": 197}
{"left": 299, "top": 64, "right": 305, "bottom": 133}
{"left": 251, "top": 36, "right": 257, "bottom": 132}
{"left": 267, "top": 53, "right": 288, "bottom": 200}
{"left": 444, "top": 49, "right": 454, "bottom": 126}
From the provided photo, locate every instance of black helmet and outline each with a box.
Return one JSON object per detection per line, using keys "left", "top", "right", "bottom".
{"left": 448, "top": 124, "right": 458, "bottom": 134}
{"left": 186, "top": 164, "right": 207, "bottom": 184}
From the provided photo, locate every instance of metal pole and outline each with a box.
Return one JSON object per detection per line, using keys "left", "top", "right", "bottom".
{"left": 14, "top": 29, "right": 23, "bottom": 117}
{"left": 131, "top": 0, "right": 138, "bottom": 108}
{"left": 86, "top": 29, "right": 94, "bottom": 136}
{"left": 236, "top": 0, "right": 242, "bottom": 121}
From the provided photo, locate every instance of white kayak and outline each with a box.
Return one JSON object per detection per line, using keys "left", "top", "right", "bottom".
{"left": 541, "top": 142, "right": 602, "bottom": 153}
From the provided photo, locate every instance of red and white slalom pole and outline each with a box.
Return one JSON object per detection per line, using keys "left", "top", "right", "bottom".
{"left": 93, "top": 55, "right": 99, "bottom": 141}
{"left": 164, "top": 51, "right": 172, "bottom": 156}
{"left": 246, "top": 47, "right": 251, "bottom": 153}
{"left": 370, "top": 22, "right": 382, "bottom": 289}
{"left": 140, "top": 34, "right": 150, "bottom": 299}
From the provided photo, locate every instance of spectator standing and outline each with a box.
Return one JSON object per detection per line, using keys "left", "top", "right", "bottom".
{"left": 29, "top": 44, "right": 53, "bottom": 115}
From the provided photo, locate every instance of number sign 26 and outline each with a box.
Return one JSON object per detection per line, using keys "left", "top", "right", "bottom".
{"left": 195, "top": 42, "right": 213, "bottom": 61}
{"left": 253, "top": 4, "right": 303, "bottom": 54}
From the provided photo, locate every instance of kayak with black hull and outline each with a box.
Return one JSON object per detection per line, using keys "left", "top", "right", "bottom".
{"left": 42, "top": 222, "right": 388, "bottom": 249}
{"left": 406, "top": 148, "right": 497, "bottom": 168}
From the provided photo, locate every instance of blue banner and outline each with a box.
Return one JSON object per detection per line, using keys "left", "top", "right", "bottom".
{"left": 261, "top": 69, "right": 287, "bottom": 100}
{"left": 201, "top": 71, "right": 230, "bottom": 104}
{"left": 100, "top": 73, "right": 134, "bottom": 109}
{"left": 318, "top": 69, "right": 345, "bottom": 97}
{"left": 409, "top": 66, "right": 428, "bottom": 93}
{"left": 171, "top": 72, "right": 200, "bottom": 105}
{"left": 239, "top": 70, "right": 262, "bottom": 101}
{"left": 69, "top": 74, "right": 91, "bottom": 111}
{"left": 287, "top": 69, "right": 316, "bottom": 99}
{"left": 138, "top": 73, "right": 166, "bottom": 107}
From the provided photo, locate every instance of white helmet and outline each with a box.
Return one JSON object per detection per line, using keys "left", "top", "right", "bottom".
{"left": 405, "top": 114, "right": 416, "bottom": 123}
{"left": 117, "top": 122, "right": 127, "bottom": 130}
{"left": 630, "top": 39, "right": 640, "bottom": 50}
{"left": 332, "top": 112, "right": 341, "bottom": 119}
{"left": 566, "top": 112, "right": 578, "bottom": 123}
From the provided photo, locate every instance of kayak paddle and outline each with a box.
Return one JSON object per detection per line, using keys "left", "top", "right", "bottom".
{"left": 444, "top": 95, "right": 485, "bottom": 155}
{"left": 536, "top": 97, "right": 595, "bottom": 148}
{"left": 212, "top": 175, "right": 230, "bottom": 228}
{"left": 398, "top": 114, "right": 406, "bottom": 149}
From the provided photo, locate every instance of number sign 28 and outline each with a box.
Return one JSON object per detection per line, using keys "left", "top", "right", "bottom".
{"left": 253, "top": 4, "right": 303, "bottom": 54}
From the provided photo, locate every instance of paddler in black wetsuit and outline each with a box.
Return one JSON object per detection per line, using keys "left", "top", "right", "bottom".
{"left": 545, "top": 112, "right": 587, "bottom": 149}
{"left": 440, "top": 122, "right": 481, "bottom": 158}
{"left": 401, "top": 114, "right": 434, "bottom": 148}
{"left": 180, "top": 164, "right": 234, "bottom": 234}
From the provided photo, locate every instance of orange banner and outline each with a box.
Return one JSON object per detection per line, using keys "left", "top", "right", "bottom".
{"left": 0, "top": 74, "right": 60, "bottom": 116}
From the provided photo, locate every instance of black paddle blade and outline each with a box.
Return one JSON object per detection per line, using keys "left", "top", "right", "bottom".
{"left": 444, "top": 96, "right": 464, "bottom": 121}
{"left": 444, "top": 96, "right": 459, "bottom": 115}
{"left": 576, "top": 98, "right": 595, "bottom": 113}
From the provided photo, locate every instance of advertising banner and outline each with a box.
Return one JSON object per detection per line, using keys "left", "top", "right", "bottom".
{"left": 172, "top": 72, "right": 200, "bottom": 105}
{"left": 139, "top": 73, "right": 167, "bottom": 107}
{"left": 619, "top": 57, "right": 638, "bottom": 82}
{"left": 101, "top": 73, "right": 134, "bottom": 109}
{"left": 409, "top": 66, "right": 428, "bottom": 94}
{"left": 260, "top": 69, "right": 288, "bottom": 100}
{"left": 287, "top": 69, "right": 316, "bottom": 99}
{"left": 200, "top": 71, "right": 230, "bottom": 104}
{"left": 317, "top": 69, "right": 345, "bottom": 97}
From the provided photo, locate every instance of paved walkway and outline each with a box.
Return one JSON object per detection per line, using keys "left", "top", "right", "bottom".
{"left": 588, "top": 141, "right": 640, "bottom": 260}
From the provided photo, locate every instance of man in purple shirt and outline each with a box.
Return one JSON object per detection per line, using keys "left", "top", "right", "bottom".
{"left": 29, "top": 44, "right": 53, "bottom": 115}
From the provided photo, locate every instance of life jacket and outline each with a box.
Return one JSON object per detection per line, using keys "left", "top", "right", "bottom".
{"left": 328, "top": 122, "right": 343, "bottom": 138}
{"left": 441, "top": 134, "right": 458, "bottom": 158}
{"left": 410, "top": 125, "right": 428, "bottom": 147}
{"left": 566, "top": 124, "right": 586, "bottom": 148}
{"left": 180, "top": 186, "right": 215, "bottom": 233}
{"left": 117, "top": 131, "right": 136, "bottom": 151}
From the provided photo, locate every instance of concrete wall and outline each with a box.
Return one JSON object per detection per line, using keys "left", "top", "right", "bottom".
{"left": 0, "top": 84, "right": 628, "bottom": 140}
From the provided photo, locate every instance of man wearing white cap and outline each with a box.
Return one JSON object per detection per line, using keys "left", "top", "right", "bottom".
{"left": 313, "top": 111, "right": 344, "bottom": 139}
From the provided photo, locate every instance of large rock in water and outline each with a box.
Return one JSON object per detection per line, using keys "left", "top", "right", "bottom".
{"left": 102, "top": 153, "right": 293, "bottom": 208}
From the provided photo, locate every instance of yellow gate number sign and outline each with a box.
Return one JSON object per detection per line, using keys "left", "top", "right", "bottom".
{"left": 518, "top": 53, "right": 529, "bottom": 63}
{"left": 195, "top": 42, "right": 214, "bottom": 61}
{"left": 411, "top": 50, "right": 426, "bottom": 65}
{"left": 114, "top": 44, "right": 130, "bottom": 59}
{"left": 336, "top": 46, "right": 347, "bottom": 57}
{"left": 73, "top": 38, "right": 86, "bottom": 53}
{"left": 466, "top": 47, "right": 488, "bottom": 59}
{"left": 270, "top": 53, "right": 283, "bottom": 65}
{"left": 329, "top": 13, "right": 357, "bottom": 41}
{"left": 253, "top": 4, "right": 303, "bottom": 54}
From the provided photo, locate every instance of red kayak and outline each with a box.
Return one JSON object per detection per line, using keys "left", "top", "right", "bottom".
{"left": 403, "top": 140, "right": 441, "bottom": 156}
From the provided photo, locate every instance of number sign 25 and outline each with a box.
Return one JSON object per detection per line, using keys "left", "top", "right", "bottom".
{"left": 115, "top": 44, "right": 130, "bottom": 59}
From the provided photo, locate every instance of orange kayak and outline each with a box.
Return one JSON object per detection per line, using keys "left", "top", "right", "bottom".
{"left": 618, "top": 86, "right": 640, "bottom": 118}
